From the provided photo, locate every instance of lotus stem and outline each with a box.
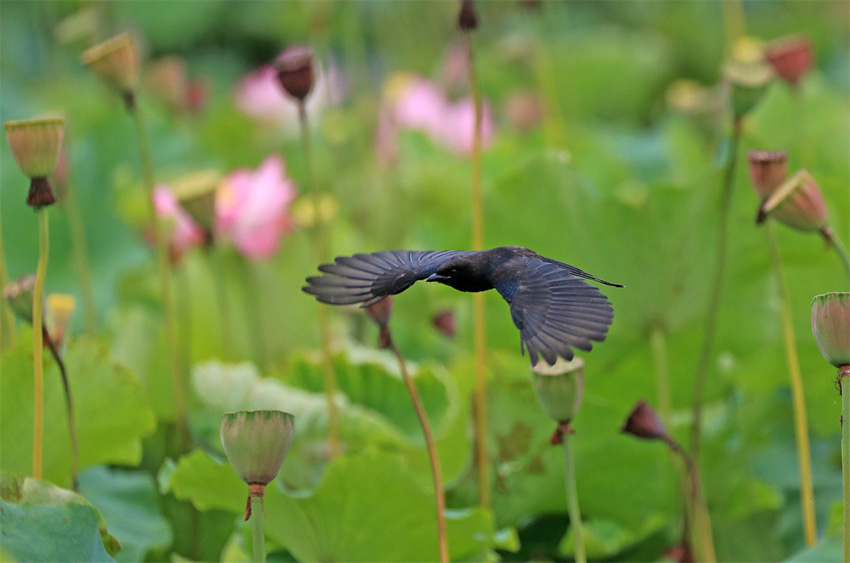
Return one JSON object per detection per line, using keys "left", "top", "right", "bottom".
{"left": 666, "top": 437, "right": 716, "bottom": 562}
{"left": 822, "top": 228, "right": 850, "bottom": 286}
{"left": 130, "top": 98, "right": 187, "bottom": 448}
{"left": 208, "top": 246, "right": 234, "bottom": 360}
{"left": 842, "top": 366, "right": 850, "bottom": 563}
{"left": 250, "top": 495, "right": 265, "bottom": 563}
{"left": 465, "top": 21, "right": 491, "bottom": 512}
{"left": 385, "top": 326, "right": 449, "bottom": 563}
{"left": 236, "top": 256, "right": 269, "bottom": 367}
{"left": 32, "top": 208, "right": 49, "bottom": 479}
{"left": 60, "top": 182, "right": 98, "bottom": 333}
{"left": 45, "top": 331, "right": 78, "bottom": 490}
{"left": 0, "top": 214, "right": 16, "bottom": 349}
{"left": 721, "top": 0, "right": 747, "bottom": 54}
{"left": 563, "top": 432, "right": 586, "bottom": 563}
{"left": 297, "top": 101, "right": 340, "bottom": 457}
{"left": 766, "top": 223, "right": 817, "bottom": 545}
{"left": 690, "top": 116, "right": 742, "bottom": 461}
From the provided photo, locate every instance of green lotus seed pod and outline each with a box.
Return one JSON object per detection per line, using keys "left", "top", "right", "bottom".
{"left": 3, "top": 274, "right": 37, "bottom": 324}
{"left": 172, "top": 170, "right": 220, "bottom": 234}
{"left": 220, "top": 410, "right": 294, "bottom": 485}
{"left": 531, "top": 358, "right": 585, "bottom": 422}
{"left": 723, "top": 60, "right": 774, "bottom": 118}
{"left": 811, "top": 293, "right": 850, "bottom": 369}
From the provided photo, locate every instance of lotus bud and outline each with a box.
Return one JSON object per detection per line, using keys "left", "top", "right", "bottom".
{"left": 2, "top": 274, "right": 36, "bottom": 324}
{"left": 432, "top": 309, "right": 455, "bottom": 339}
{"left": 145, "top": 56, "right": 190, "bottom": 114}
{"left": 458, "top": 0, "right": 479, "bottom": 31}
{"left": 273, "top": 46, "right": 315, "bottom": 102}
{"left": 47, "top": 294, "right": 75, "bottom": 349}
{"left": 531, "top": 358, "right": 584, "bottom": 444}
{"left": 756, "top": 170, "right": 828, "bottom": 232}
{"left": 364, "top": 296, "right": 393, "bottom": 349}
{"left": 764, "top": 35, "right": 813, "bottom": 87}
{"left": 172, "top": 169, "right": 221, "bottom": 239}
{"left": 621, "top": 400, "right": 667, "bottom": 441}
{"left": 5, "top": 117, "right": 65, "bottom": 208}
{"left": 811, "top": 293, "right": 850, "bottom": 369}
{"left": 81, "top": 34, "right": 140, "bottom": 106}
{"left": 747, "top": 150, "right": 787, "bottom": 199}
{"left": 731, "top": 36, "right": 765, "bottom": 64}
{"left": 723, "top": 59, "right": 774, "bottom": 118}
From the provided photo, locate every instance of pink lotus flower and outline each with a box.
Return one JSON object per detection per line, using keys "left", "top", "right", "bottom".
{"left": 216, "top": 155, "right": 297, "bottom": 259}
{"left": 390, "top": 75, "right": 495, "bottom": 156}
{"left": 153, "top": 186, "right": 206, "bottom": 259}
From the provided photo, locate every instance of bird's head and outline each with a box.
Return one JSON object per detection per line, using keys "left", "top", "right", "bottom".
{"left": 426, "top": 258, "right": 485, "bottom": 291}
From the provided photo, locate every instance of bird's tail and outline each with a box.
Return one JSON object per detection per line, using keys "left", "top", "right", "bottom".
{"left": 550, "top": 259, "right": 624, "bottom": 288}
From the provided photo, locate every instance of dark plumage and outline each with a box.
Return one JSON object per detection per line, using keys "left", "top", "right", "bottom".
{"left": 302, "top": 246, "right": 623, "bottom": 366}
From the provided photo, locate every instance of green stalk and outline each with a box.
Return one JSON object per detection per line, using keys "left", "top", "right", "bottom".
{"left": 0, "top": 207, "right": 16, "bottom": 349}
{"left": 766, "top": 223, "right": 817, "bottom": 545}
{"left": 129, "top": 96, "right": 187, "bottom": 447}
{"left": 667, "top": 437, "right": 716, "bottom": 562}
{"left": 297, "top": 101, "right": 340, "bottom": 457}
{"left": 236, "top": 256, "right": 268, "bottom": 367}
{"left": 822, "top": 228, "right": 850, "bottom": 286}
{"left": 842, "top": 367, "right": 850, "bottom": 563}
{"left": 32, "top": 208, "right": 50, "bottom": 479}
{"left": 60, "top": 182, "right": 98, "bottom": 333}
{"left": 386, "top": 326, "right": 449, "bottom": 563}
{"left": 209, "top": 246, "right": 234, "bottom": 360}
{"left": 250, "top": 495, "right": 265, "bottom": 563}
{"left": 690, "top": 117, "right": 742, "bottom": 461}
{"left": 465, "top": 25, "right": 491, "bottom": 512}
{"left": 563, "top": 433, "right": 586, "bottom": 563}
{"left": 45, "top": 334, "right": 78, "bottom": 490}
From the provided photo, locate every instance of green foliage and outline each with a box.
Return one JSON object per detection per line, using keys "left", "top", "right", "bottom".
{"left": 0, "top": 473, "right": 120, "bottom": 562}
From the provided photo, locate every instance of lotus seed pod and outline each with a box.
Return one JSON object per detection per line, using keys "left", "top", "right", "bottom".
{"left": 458, "top": 0, "right": 479, "bottom": 31}
{"left": 5, "top": 118, "right": 66, "bottom": 179}
{"left": 3, "top": 274, "right": 37, "bottom": 324}
{"left": 273, "top": 46, "right": 315, "bottom": 102}
{"left": 723, "top": 60, "right": 774, "bottom": 118}
{"left": 81, "top": 33, "right": 140, "bottom": 95}
{"left": 811, "top": 293, "right": 850, "bottom": 369}
{"left": 531, "top": 357, "right": 585, "bottom": 423}
{"left": 747, "top": 150, "right": 788, "bottom": 199}
{"left": 764, "top": 35, "right": 813, "bottom": 87}
{"left": 172, "top": 169, "right": 221, "bottom": 235}
{"left": 621, "top": 400, "right": 667, "bottom": 441}
{"left": 364, "top": 296, "right": 393, "bottom": 327}
{"left": 757, "top": 170, "right": 828, "bottom": 232}
{"left": 221, "top": 410, "right": 294, "bottom": 485}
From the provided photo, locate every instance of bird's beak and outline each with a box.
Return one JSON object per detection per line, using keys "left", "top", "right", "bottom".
{"left": 426, "top": 273, "right": 447, "bottom": 283}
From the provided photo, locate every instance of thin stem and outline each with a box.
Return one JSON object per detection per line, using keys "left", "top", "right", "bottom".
{"left": 0, "top": 212, "right": 17, "bottom": 348}
{"left": 650, "top": 327, "right": 672, "bottom": 425}
{"left": 562, "top": 433, "right": 586, "bottom": 563}
{"left": 386, "top": 327, "right": 449, "bottom": 563}
{"left": 298, "top": 100, "right": 340, "bottom": 458}
{"left": 766, "top": 223, "right": 818, "bottom": 545}
{"left": 130, "top": 97, "right": 188, "bottom": 448}
{"left": 236, "top": 257, "right": 268, "bottom": 367}
{"left": 823, "top": 228, "right": 850, "bottom": 287}
{"left": 666, "top": 437, "right": 716, "bottom": 562}
{"left": 841, "top": 368, "right": 850, "bottom": 563}
{"left": 690, "top": 117, "right": 742, "bottom": 461}
{"left": 465, "top": 26, "right": 491, "bottom": 512}
{"left": 45, "top": 332, "right": 78, "bottom": 490}
{"left": 60, "top": 183, "right": 98, "bottom": 333}
{"left": 32, "top": 208, "right": 50, "bottom": 479}
{"left": 721, "top": 0, "right": 747, "bottom": 54}
{"left": 250, "top": 495, "right": 265, "bottom": 563}
{"left": 208, "top": 246, "right": 234, "bottom": 360}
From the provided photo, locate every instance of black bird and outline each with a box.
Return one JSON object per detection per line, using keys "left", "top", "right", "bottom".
{"left": 302, "top": 246, "right": 623, "bottom": 366}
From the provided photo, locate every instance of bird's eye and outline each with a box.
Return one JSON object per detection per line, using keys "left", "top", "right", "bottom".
{"left": 450, "top": 267, "right": 458, "bottom": 274}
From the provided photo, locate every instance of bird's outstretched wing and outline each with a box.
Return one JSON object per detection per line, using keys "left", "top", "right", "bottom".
{"left": 494, "top": 258, "right": 614, "bottom": 366}
{"left": 303, "top": 250, "right": 473, "bottom": 307}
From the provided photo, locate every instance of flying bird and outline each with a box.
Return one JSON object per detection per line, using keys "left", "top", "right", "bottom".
{"left": 303, "top": 246, "right": 622, "bottom": 366}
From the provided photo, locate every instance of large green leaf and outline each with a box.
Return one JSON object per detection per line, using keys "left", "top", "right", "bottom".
{"left": 0, "top": 473, "right": 120, "bottom": 562}
{"left": 164, "top": 448, "right": 495, "bottom": 562}
{"left": 0, "top": 333, "right": 156, "bottom": 486}
{"left": 78, "top": 467, "right": 172, "bottom": 562}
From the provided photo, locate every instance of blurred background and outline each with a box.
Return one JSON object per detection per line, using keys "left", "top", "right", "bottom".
{"left": 1, "top": 1, "right": 849, "bottom": 561}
